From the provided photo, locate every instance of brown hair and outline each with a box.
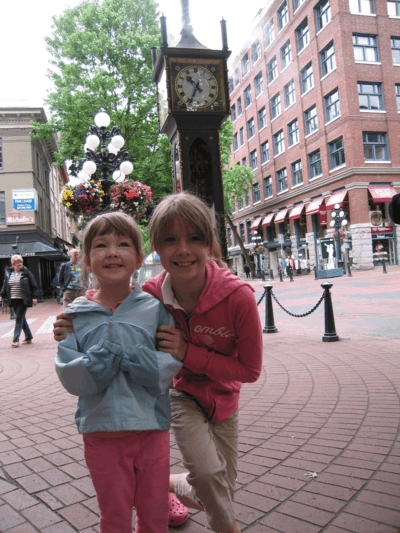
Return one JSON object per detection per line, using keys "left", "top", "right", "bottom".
{"left": 149, "top": 192, "right": 226, "bottom": 268}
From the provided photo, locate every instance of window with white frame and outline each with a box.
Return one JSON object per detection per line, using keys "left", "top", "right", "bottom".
{"left": 237, "top": 97, "right": 242, "bottom": 115}
{"left": 324, "top": 88, "right": 341, "bottom": 121}
{"left": 349, "top": 0, "right": 375, "bottom": 14}
{"left": 288, "top": 118, "right": 299, "bottom": 146}
{"left": 252, "top": 40, "right": 261, "bottom": 63}
{"left": 300, "top": 62, "right": 314, "bottom": 93}
{"left": 231, "top": 104, "right": 237, "bottom": 121}
{"left": 254, "top": 72, "right": 264, "bottom": 97}
{"left": 267, "top": 56, "right": 278, "bottom": 83}
{"left": 329, "top": 137, "right": 345, "bottom": 168}
{"left": 304, "top": 105, "right": 318, "bottom": 135}
{"left": 315, "top": 0, "right": 331, "bottom": 31}
{"left": 227, "top": 226, "right": 232, "bottom": 247}
{"left": 284, "top": 79, "right": 295, "bottom": 108}
{"left": 309, "top": 149, "right": 322, "bottom": 177}
{"left": 234, "top": 68, "right": 240, "bottom": 87}
{"left": 388, "top": 0, "right": 400, "bottom": 16}
{"left": 238, "top": 197, "right": 243, "bottom": 210}
{"left": 258, "top": 106, "right": 267, "bottom": 129}
{"left": 242, "top": 52, "right": 250, "bottom": 77}
{"left": 396, "top": 84, "right": 400, "bottom": 112}
{"left": 363, "top": 132, "right": 389, "bottom": 160}
{"left": 270, "top": 93, "right": 281, "bottom": 119}
{"left": 277, "top": 168, "right": 288, "bottom": 192}
{"left": 281, "top": 40, "right": 292, "bottom": 69}
{"left": 247, "top": 117, "right": 256, "bottom": 139}
{"left": 273, "top": 129, "right": 285, "bottom": 156}
{"left": 253, "top": 182, "right": 261, "bottom": 202}
{"left": 294, "top": 0, "right": 306, "bottom": 11}
{"left": 278, "top": 1, "right": 289, "bottom": 30}
{"left": 245, "top": 190, "right": 250, "bottom": 206}
{"left": 242, "top": 156, "right": 247, "bottom": 166}
{"left": 244, "top": 85, "right": 252, "bottom": 107}
{"left": 229, "top": 78, "right": 234, "bottom": 93}
{"left": 239, "top": 222, "right": 245, "bottom": 240}
{"left": 239, "top": 127, "right": 245, "bottom": 146}
{"left": 0, "top": 192, "right": 5, "bottom": 224}
{"left": 250, "top": 149, "right": 258, "bottom": 169}
{"left": 261, "top": 141, "right": 270, "bottom": 164}
{"left": 291, "top": 160, "right": 303, "bottom": 185}
{"left": 353, "top": 34, "right": 379, "bottom": 62}
{"left": 391, "top": 37, "right": 400, "bottom": 64}
{"left": 264, "top": 176, "right": 273, "bottom": 197}
{"left": 320, "top": 41, "right": 336, "bottom": 76}
{"left": 233, "top": 133, "right": 238, "bottom": 151}
{"left": 264, "top": 19, "right": 275, "bottom": 48}
{"left": 358, "top": 82, "right": 384, "bottom": 110}
{"left": 296, "top": 18, "right": 309, "bottom": 52}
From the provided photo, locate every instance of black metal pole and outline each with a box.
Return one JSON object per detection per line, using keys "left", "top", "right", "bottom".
{"left": 322, "top": 282, "right": 339, "bottom": 342}
{"left": 347, "top": 262, "right": 352, "bottom": 277}
{"left": 263, "top": 284, "right": 277, "bottom": 334}
{"left": 279, "top": 269, "right": 283, "bottom": 282}
{"left": 382, "top": 260, "right": 387, "bottom": 274}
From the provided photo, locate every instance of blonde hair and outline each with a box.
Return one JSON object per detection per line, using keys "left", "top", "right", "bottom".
{"left": 149, "top": 192, "right": 226, "bottom": 268}
{"left": 11, "top": 254, "right": 23, "bottom": 266}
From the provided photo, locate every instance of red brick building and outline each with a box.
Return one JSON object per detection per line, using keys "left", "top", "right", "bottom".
{"left": 227, "top": 0, "right": 400, "bottom": 275}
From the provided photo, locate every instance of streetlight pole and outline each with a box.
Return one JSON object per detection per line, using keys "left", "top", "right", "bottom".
{"left": 251, "top": 232, "right": 263, "bottom": 279}
{"left": 329, "top": 203, "right": 348, "bottom": 268}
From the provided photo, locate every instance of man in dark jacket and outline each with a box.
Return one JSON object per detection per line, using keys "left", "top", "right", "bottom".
{"left": 58, "top": 249, "right": 85, "bottom": 308}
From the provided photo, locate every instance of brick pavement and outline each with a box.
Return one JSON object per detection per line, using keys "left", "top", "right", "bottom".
{"left": 0, "top": 267, "right": 399, "bottom": 532}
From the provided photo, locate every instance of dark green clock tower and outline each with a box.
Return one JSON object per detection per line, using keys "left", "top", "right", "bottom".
{"left": 151, "top": 0, "right": 231, "bottom": 258}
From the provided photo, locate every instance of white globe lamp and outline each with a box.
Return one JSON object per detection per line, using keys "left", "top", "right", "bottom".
{"left": 120, "top": 160, "right": 133, "bottom": 175}
{"left": 86, "top": 134, "right": 100, "bottom": 150}
{"left": 82, "top": 160, "right": 97, "bottom": 176}
{"left": 94, "top": 112, "right": 110, "bottom": 128}
{"left": 108, "top": 143, "right": 119, "bottom": 155}
{"left": 113, "top": 170, "right": 125, "bottom": 183}
{"left": 111, "top": 135, "right": 125, "bottom": 149}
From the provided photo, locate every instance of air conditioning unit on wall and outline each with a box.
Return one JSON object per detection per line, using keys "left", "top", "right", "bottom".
{"left": 370, "top": 211, "right": 383, "bottom": 226}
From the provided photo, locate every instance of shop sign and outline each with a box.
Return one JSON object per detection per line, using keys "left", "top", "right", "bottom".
{"left": 0, "top": 253, "right": 35, "bottom": 259}
{"left": 371, "top": 226, "right": 393, "bottom": 234}
{"left": 320, "top": 237, "right": 336, "bottom": 259}
{"left": 319, "top": 208, "right": 327, "bottom": 226}
{"left": 6, "top": 211, "right": 35, "bottom": 225}
{"left": 12, "top": 189, "right": 37, "bottom": 211}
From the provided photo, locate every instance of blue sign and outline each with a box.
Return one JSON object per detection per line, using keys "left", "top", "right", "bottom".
{"left": 12, "top": 189, "right": 36, "bottom": 211}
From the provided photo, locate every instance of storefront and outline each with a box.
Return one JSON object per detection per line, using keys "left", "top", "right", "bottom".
{"left": 368, "top": 184, "right": 398, "bottom": 267}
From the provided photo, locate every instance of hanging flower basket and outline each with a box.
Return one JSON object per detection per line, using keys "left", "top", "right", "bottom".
{"left": 61, "top": 181, "right": 105, "bottom": 217}
{"left": 110, "top": 180, "right": 153, "bottom": 218}
{"left": 334, "top": 230, "right": 348, "bottom": 243}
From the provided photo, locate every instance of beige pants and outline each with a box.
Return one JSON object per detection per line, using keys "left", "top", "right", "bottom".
{"left": 62, "top": 288, "right": 85, "bottom": 309}
{"left": 170, "top": 390, "right": 238, "bottom": 532}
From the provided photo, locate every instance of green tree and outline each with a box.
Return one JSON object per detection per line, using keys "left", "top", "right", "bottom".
{"left": 31, "top": 0, "right": 172, "bottom": 199}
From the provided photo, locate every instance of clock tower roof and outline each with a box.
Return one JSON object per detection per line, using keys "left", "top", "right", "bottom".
{"left": 176, "top": 0, "right": 207, "bottom": 49}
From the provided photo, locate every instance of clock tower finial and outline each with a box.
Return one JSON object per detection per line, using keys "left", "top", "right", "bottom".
{"left": 176, "top": 0, "right": 206, "bottom": 49}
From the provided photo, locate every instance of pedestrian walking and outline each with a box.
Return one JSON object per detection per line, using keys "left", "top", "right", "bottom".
{"left": 55, "top": 211, "right": 183, "bottom": 533}
{"left": 244, "top": 263, "right": 250, "bottom": 278}
{"left": 0, "top": 255, "right": 38, "bottom": 348}
{"left": 58, "top": 249, "right": 85, "bottom": 308}
{"left": 279, "top": 257, "right": 287, "bottom": 276}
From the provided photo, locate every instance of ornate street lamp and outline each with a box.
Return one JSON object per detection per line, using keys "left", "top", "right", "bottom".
{"left": 251, "top": 232, "right": 264, "bottom": 279}
{"left": 69, "top": 111, "right": 134, "bottom": 207}
{"left": 329, "top": 203, "right": 348, "bottom": 266}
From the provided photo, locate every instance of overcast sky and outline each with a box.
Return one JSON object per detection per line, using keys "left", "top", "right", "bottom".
{"left": 0, "top": 0, "right": 262, "bottom": 112}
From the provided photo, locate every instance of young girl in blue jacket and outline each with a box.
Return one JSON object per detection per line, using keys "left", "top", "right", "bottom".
{"left": 55, "top": 211, "right": 183, "bottom": 533}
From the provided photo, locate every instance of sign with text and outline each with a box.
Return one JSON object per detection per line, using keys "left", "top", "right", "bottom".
{"left": 12, "top": 189, "right": 37, "bottom": 211}
{"left": 7, "top": 211, "right": 35, "bottom": 225}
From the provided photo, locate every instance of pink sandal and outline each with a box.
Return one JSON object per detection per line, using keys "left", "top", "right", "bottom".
{"left": 168, "top": 492, "right": 188, "bottom": 527}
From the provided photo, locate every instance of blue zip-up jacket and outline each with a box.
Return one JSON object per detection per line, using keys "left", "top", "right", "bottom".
{"left": 55, "top": 286, "right": 182, "bottom": 434}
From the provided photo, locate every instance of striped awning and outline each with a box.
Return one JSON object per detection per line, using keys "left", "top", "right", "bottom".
{"left": 261, "top": 213, "right": 275, "bottom": 227}
{"left": 306, "top": 197, "right": 325, "bottom": 215}
{"left": 250, "top": 217, "right": 263, "bottom": 231}
{"left": 326, "top": 190, "right": 348, "bottom": 210}
{"left": 274, "top": 208, "right": 289, "bottom": 224}
{"left": 368, "top": 185, "right": 397, "bottom": 203}
{"left": 289, "top": 204, "right": 305, "bottom": 220}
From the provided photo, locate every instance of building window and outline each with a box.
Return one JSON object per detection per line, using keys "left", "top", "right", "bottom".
{"left": 227, "top": 227, "right": 232, "bottom": 247}
{"left": 278, "top": 1, "right": 289, "bottom": 30}
{"left": 264, "top": 176, "right": 273, "bottom": 197}
{"left": 250, "top": 149, "right": 258, "bottom": 169}
{"left": 0, "top": 192, "right": 5, "bottom": 224}
{"left": 245, "top": 190, "right": 250, "bottom": 207}
{"left": 320, "top": 41, "right": 336, "bottom": 76}
{"left": 281, "top": 40, "right": 292, "bottom": 69}
{"left": 233, "top": 133, "right": 238, "bottom": 151}
{"left": 242, "top": 52, "right": 250, "bottom": 77}
{"left": 300, "top": 62, "right": 314, "bottom": 93}
{"left": 252, "top": 40, "right": 261, "bottom": 63}
{"left": 363, "top": 132, "right": 389, "bottom": 160}
{"left": 237, "top": 97, "right": 242, "bottom": 116}
{"left": 273, "top": 130, "right": 285, "bottom": 156}
{"left": 277, "top": 168, "right": 288, "bottom": 192}
{"left": 291, "top": 160, "right": 303, "bottom": 185}
{"left": 261, "top": 141, "right": 270, "bottom": 164}
{"left": 258, "top": 106, "right": 267, "bottom": 129}
{"left": 309, "top": 149, "right": 322, "bottom": 177}
{"left": 329, "top": 137, "right": 345, "bottom": 168}
{"left": 288, "top": 119, "right": 299, "bottom": 146}
{"left": 253, "top": 182, "right": 261, "bottom": 203}
{"left": 294, "top": 0, "right": 306, "bottom": 11}
{"left": 270, "top": 93, "right": 281, "bottom": 119}
{"left": 284, "top": 80, "right": 295, "bottom": 108}
{"left": 304, "top": 105, "right": 318, "bottom": 135}
{"left": 264, "top": 19, "right": 275, "bottom": 48}
{"left": 254, "top": 72, "right": 264, "bottom": 97}
{"left": 349, "top": 0, "right": 375, "bottom": 14}
{"left": 240, "top": 127, "right": 245, "bottom": 146}
{"left": 238, "top": 197, "right": 243, "bottom": 210}
{"left": 234, "top": 69, "right": 240, "bottom": 87}
{"left": 388, "top": 0, "right": 400, "bottom": 16}
{"left": 391, "top": 37, "right": 400, "bottom": 64}
{"left": 247, "top": 117, "right": 255, "bottom": 139}
{"left": 246, "top": 220, "right": 252, "bottom": 242}
{"left": 324, "top": 88, "right": 341, "bottom": 121}
{"left": 231, "top": 104, "right": 237, "bottom": 121}
{"left": 0, "top": 139, "right": 2, "bottom": 170}
{"left": 244, "top": 85, "right": 252, "bottom": 107}
{"left": 267, "top": 56, "right": 278, "bottom": 83}
{"left": 396, "top": 84, "right": 400, "bottom": 112}
{"left": 239, "top": 223, "right": 245, "bottom": 242}
{"left": 242, "top": 157, "right": 247, "bottom": 166}
{"left": 296, "top": 18, "right": 309, "bottom": 52}
{"left": 229, "top": 78, "right": 234, "bottom": 93}
{"left": 315, "top": 0, "right": 331, "bottom": 31}
{"left": 353, "top": 34, "right": 379, "bottom": 62}
{"left": 358, "top": 82, "right": 384, "bottom": 111}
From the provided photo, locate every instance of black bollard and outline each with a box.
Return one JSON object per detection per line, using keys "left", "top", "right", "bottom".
{"left": 279, "top": 270, "right": 284, "bottom": 282}
{"left": 347, "top": 262, "right": 352, "bottom": 277}
{"left": 288, "top": 267, "right": 294, "bottom": 282}
{"left": 382, "top": 260, "right": 387, "bottom": 274}
{"left": 263, "top": 284, "right": 278, "bottom": 334}
{"left": 321, "top": 282, "right": 339, "bottom": 342}
{"left": 314, "top": 265, "right": 318, "bottom": 280}
{"left": 269, "top": 269, "right": 274, "bottom": 281}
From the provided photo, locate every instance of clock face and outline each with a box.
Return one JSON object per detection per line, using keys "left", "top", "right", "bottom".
{"left": 175, "top": 66, "right": 218, "bottom": 109}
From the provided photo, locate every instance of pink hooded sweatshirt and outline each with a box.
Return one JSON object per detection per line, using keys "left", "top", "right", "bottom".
{"left": 142, "top": 261, "right": 262, "bottom": 423}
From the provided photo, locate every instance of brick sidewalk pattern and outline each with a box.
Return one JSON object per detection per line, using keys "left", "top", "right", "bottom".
{"left": 0, "top": 267, "right": 399, "bottom": 532}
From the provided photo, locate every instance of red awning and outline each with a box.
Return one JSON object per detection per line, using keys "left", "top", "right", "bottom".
{"left": 289, "top": 204, "right": 305, "bottom": 220}
{"left": 368, "top": 185, "right": 397, "bottom": 203}
{"left": 250, "top": 217, "right": 263, "bottom": 231}
{"left": 326, "top": 190, "right": 348, "bottom": 210}
{"left": 306, "top": 197, "right": 325, "bottom": 215}
{"left": 261, "top": 213, "right": 275, "bottom": 227}
{"left": 274, "top": 208, "right": 289, "bottom": 224}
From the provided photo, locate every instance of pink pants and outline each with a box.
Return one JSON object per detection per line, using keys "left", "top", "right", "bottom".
{"left": 83, "top": 430, "right": 170, "bottom": 533}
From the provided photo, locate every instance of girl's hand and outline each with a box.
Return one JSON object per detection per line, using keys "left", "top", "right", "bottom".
{"left": 32, "top": 299, "right": 38, "bottom": 307}
{"left": 54, "top": 313, "right": 75, "bottom": 342}
{"left": 156, "top": 325, "right": 187, "bottom": 362}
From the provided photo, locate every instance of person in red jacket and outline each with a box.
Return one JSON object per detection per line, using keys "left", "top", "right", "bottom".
{"left": 53, "top": 192, "right": 262, "bottom": 533}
